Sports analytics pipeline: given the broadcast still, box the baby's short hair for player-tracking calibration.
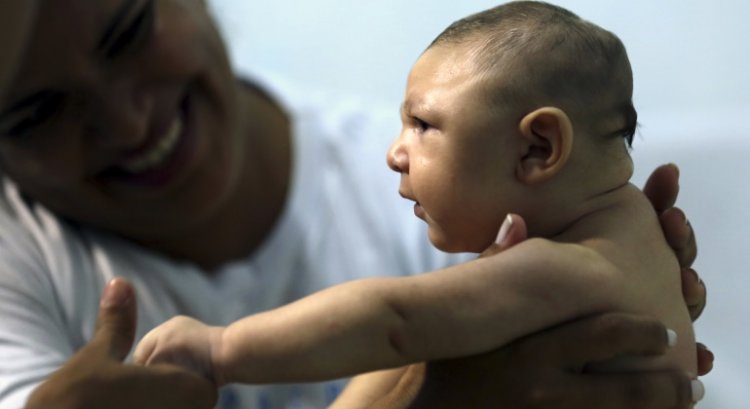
[430,1,637,145]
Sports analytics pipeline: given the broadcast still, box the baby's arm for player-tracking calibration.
[135,238,620,385]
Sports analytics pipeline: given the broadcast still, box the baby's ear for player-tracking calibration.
[516,107,573,185]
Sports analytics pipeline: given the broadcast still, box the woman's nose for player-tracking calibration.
[387,135,409,173]
[87,80,152,149]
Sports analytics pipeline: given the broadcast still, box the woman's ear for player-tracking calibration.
[516,107,574,185]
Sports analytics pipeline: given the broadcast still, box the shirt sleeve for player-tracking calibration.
[0,218,77,408]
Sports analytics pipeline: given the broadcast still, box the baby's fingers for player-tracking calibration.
[133,330,158,366]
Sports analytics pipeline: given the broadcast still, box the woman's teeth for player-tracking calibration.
[121,117,183,174]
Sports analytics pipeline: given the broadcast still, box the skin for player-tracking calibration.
[390,45,521,252]
[25,279,217,409]
[351,174,710,409]
[133,43,698,387]
[0,1,710,408]
[339,41,707,408]
[0,0,290,270]
[0,2,38,96]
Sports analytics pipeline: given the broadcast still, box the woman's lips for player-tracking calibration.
[120,116,184,174]
[98,92,197,188]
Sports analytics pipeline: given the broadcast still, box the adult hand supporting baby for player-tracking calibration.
[411,313,694,409]
[402,164,709,408]
[643,163,712,375]
[643,164,705,320]
[25,279,217,409]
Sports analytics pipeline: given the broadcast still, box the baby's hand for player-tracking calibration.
[134,316,225,385]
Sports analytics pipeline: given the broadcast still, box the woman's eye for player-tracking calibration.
[5,94,65,137]
[106,0,155,59]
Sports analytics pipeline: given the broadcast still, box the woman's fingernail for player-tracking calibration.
[703,346,715,362]
[668,163,680,178]
[667,328,677,347]
[685,268,699,285]
[698,343,714,358]
[691,379,705,402]
[495,214,513,245]
[673,208,688,225]
[100,278,131,308]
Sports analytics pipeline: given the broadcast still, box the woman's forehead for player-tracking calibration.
[6,0,124,95]
[35,0,117,39]
[0,2,38,99]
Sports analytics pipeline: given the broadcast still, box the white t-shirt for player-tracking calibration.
[0,73,468,409]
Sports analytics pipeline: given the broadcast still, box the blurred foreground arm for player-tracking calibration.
[25,279,217,409]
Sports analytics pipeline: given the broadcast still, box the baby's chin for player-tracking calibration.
[428,233,490,254]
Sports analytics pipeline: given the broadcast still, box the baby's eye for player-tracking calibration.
[413,117,432,132]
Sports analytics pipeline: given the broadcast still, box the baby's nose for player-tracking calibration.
[386,138,409,173]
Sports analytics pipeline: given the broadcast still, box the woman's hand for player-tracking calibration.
[410,313,697,409]
[483,164,712,375]
[394,164,708,408]
[643,163,711,374]
[25,279,217,409]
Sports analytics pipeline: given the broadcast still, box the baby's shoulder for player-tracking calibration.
[575,187,677,280]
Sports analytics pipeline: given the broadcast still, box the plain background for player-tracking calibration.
[210,1,749,407]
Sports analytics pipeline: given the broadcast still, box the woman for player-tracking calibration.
[0,1,708,408]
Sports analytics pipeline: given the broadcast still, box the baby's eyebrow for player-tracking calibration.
[400,98,420,116]
[401,97,437,119]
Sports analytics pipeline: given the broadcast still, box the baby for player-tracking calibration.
[135,0,696,391]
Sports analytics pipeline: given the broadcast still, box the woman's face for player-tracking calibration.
[0,2,38,97]
[0,0,248,242]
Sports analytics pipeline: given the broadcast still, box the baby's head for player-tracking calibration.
[388,1,637,252]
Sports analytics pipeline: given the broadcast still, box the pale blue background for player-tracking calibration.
[210,1,749,407]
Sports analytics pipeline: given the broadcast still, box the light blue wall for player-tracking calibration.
[211,1,748,407]
[213,0,750,127]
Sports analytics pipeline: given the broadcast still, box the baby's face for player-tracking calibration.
[387,44,523,253]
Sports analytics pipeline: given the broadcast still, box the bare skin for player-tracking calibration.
[2,4,216,409]
[134,42,699,398]
[24,172,708,409]
[354,165,710,409]
[0,2,38,95]
[2,1,710,408]
[25,279,217,409]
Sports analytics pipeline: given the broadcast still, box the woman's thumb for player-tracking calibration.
[479,214,528,258]
[92,278,137,361]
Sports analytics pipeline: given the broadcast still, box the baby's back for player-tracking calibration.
[558,183,696,375]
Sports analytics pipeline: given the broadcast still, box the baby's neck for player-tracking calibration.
[521,156,634,240]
